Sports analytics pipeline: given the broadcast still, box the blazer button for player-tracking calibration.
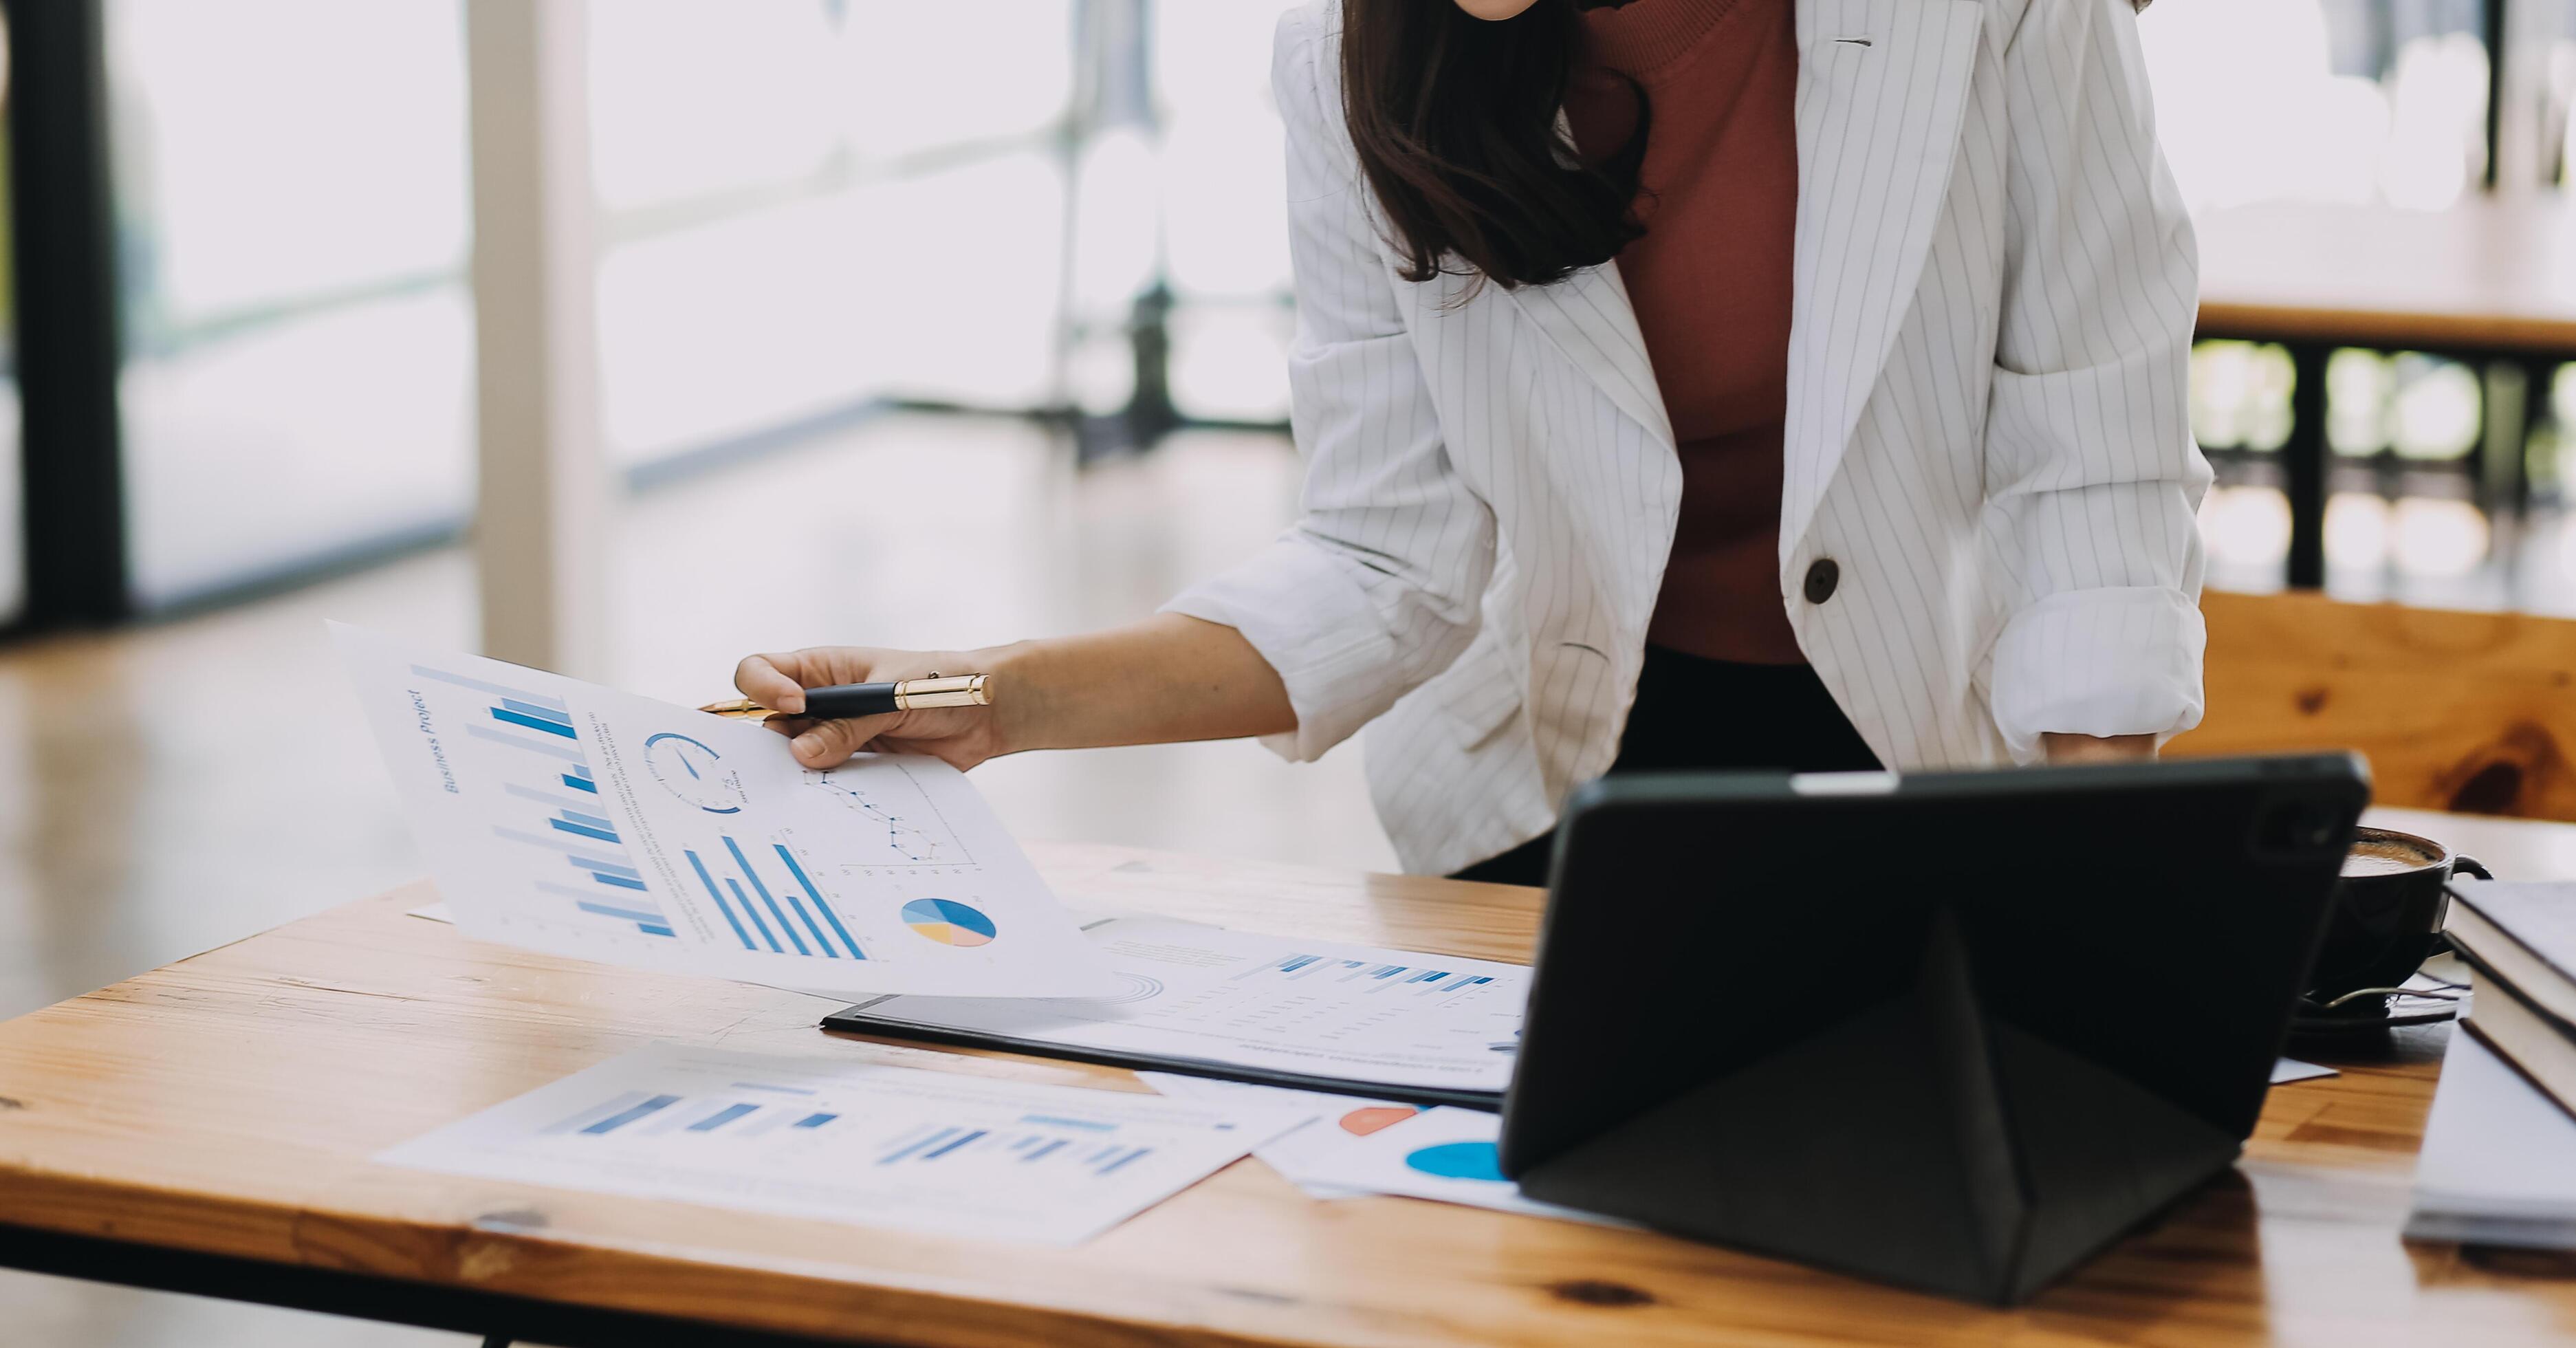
[1802,558,1840,605]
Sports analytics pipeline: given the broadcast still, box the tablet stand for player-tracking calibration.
[1513,910,2242,1305]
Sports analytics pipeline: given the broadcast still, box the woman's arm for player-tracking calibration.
[1980,0,2212,764]
[734,616,1294,770]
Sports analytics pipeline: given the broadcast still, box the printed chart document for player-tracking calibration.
[838,917,1529,1097]
[1142,1072,1423,1199]
[336,625,1113,997]
[381,1043,1313,1244]
[1142,1076,1616,1225]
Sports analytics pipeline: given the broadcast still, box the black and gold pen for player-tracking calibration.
[699,675,992,723]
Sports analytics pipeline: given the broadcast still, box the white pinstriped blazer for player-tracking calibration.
[1166,0,2211,876]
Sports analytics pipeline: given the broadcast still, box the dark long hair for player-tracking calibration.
[1339,0,1648,290]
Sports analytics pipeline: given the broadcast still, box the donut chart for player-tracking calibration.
[899,898,998,947]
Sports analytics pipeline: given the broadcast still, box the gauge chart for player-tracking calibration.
[644,732,748,814]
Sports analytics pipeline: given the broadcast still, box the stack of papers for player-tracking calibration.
[2405,1028,2576,1248]
[382,1043,1313,1245]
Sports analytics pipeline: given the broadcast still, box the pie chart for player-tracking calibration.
[900,898,997,947]
[1404,1140,1505,1182]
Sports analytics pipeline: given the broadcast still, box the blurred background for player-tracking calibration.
[1,0,2573,1340]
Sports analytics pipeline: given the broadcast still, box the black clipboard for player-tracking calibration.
[820,997,1506,1111]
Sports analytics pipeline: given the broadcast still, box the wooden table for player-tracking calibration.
[2193,196,2576,588]
[1,816,2573,1347]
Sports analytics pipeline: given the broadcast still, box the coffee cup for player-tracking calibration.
[2304,826,2489,1003]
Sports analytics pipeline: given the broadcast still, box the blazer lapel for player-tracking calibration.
[1500,254,1676,451]
[1781,0,1984,547]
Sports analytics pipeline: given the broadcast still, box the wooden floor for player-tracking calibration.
[0,412,1387,1347]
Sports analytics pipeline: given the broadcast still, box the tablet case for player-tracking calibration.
[1500,755,2368,1305]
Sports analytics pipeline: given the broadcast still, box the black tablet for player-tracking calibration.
[1498,752,2368,1303]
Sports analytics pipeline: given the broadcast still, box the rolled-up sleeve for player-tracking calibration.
[1161,6,1496,762]
[1980,0,2212,762]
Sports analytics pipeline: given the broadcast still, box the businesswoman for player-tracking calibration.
[737,0,2209,882]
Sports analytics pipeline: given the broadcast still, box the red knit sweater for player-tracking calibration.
[1564,0,1803,664]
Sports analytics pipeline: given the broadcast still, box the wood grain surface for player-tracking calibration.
[2196,197,2576,356]
[1,833,2573,1346]
[2177,591,2576,820]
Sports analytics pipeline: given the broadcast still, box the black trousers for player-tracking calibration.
[1449,646,1879,887]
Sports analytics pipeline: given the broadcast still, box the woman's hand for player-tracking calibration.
[734,646,1019,772]
[732,616,1295,774]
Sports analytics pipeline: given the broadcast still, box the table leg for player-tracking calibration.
[2284,342,2331,589]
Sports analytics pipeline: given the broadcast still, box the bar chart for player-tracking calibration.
[1239,953,1505,1003]
[413,661,680,941]
[681,834,868,961]
[382,1042,1296,1244]
[877,1118,1157,1177]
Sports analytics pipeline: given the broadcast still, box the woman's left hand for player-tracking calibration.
[2041,733,2157,764]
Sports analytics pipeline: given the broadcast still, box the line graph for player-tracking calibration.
[804,761,969,867]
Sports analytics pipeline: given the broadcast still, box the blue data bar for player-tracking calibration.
[638,924,675,937]
[684,850,758,950]
[728,878,782,952]
[408,665,567,710]
[723,836,808,956]
[1279,955,1320,973]
[686,1103,758,1132]
[794,1113,838,1129]
[550,818,618,844]
[591,873,648,891]
[467,724,585,762]
[501,698,572,728]
[775,844,866,959]
[881,1127,957,1164]
[921,1129,985,1160]
[492,707,576,739]
[564,852,638,878]
[578,900,664,924]
[1024,1138,1067,1161]
[1018,1114,1117,1132]
[1099,1147,1151,1175]
[561,773,598,794]
[558,808,615,832]
[582,1094,681,1134]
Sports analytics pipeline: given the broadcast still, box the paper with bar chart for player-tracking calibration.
[843,917,1530,1094]
[332,624,1113,997]
[378,1042,1316,1243]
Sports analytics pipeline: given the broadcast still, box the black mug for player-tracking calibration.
[2304,826,2489,1003]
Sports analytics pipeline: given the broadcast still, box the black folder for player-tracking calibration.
[1499,754,2366,1305]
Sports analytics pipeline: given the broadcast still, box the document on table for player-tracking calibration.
[1139,1071,1423,1199]
[840,917,1529,1096]
[335,624,1114,997]
[380,1042,1313,1245]
[2405,1028,2576,1248]
[1144,1076,1618,1225]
